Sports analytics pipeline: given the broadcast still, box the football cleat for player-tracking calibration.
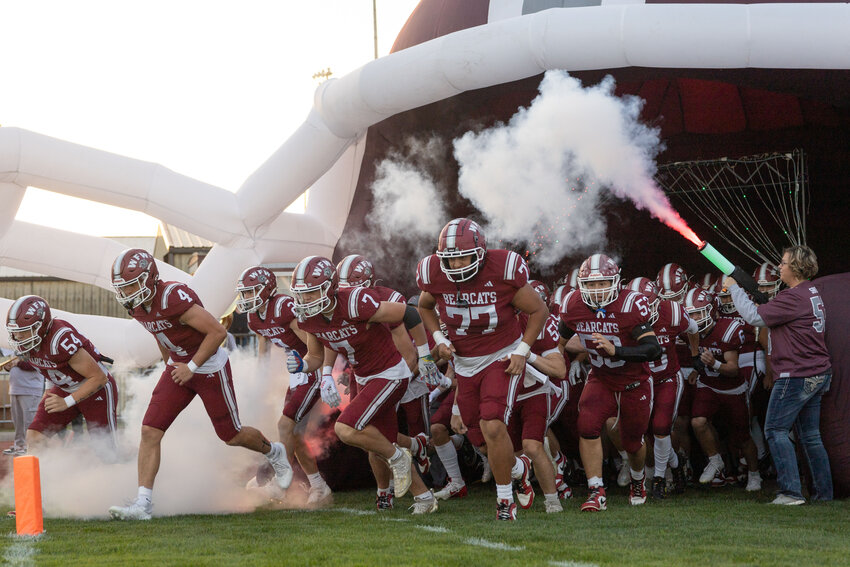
[409,491,438,515]
[307,483,333,508]
[545,499,563,513]
[480,454,492,483]
[376,491,394,511]
[434,479,468,500]
[581,486,607,512]
[746,471,763,492]
[496,498,517,521]
[629,476,647,505]
[617,460,631,488]
[109,501,152,521]
[513,455,535,509]
[412,433,431,475]
[388,447,413,498]
[670,462,687,494]
[699,460,725,485]
[267,442,294,490]
[557,483,573,500]
[651,476,666,500]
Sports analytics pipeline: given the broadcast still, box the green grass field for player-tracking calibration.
[3,484,849,567]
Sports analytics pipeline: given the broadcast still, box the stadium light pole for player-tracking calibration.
[372,0,379,59]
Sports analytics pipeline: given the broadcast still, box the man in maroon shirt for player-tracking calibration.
[726,245,832,504]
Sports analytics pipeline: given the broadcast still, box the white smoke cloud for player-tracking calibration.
[452,70,666,268]
[0,348,334,518]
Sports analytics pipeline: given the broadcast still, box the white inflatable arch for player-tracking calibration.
[1,3,848,364]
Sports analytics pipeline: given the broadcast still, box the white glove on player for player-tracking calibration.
[417,354,442,386]
[286,349,305,373]
[320,372,341,408]
[568,360,584,386]
[289,371,309,390]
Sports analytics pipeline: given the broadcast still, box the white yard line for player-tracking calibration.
[3,533,41,566]
[463,537,524,551]
[549,561,600,567]
[414,525,451,533]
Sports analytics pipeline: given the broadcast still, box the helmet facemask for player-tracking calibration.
[7,321,42,355]
[236,283,266,314]
[437,249,485,283]
[578,274,620,310]
[113,272,153,309]
[292,280,333,319]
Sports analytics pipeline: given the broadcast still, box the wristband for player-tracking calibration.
[417,343,430,358]
[64,394,76,408]
[451,404,461,416]
[322,365,334,377]
[527,352,538,364]
[712,359,722,372]
[187,361,198,373]
[513,341,531,358]
[433,331,451,348]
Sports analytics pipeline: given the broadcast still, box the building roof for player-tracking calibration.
[159,223,215,250]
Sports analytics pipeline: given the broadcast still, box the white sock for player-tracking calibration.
[749,470,761,480]
[654,436,672,478]
[137,486,153,506]
[450,434,464,449]
[618,450,628,460]
[377,486,390,495]
[709,453,724,469]
[389,447,403,463]
[389,479,395,492]
[265,442,283,461]
[409,437,418,451]
[414,490,432,501]
[307,472,325,488]
[544,493,559,505]
[751,417,767,459]
[669,450,680,469]
[630,467,645,481]
[588,476,604,489]
[496,483,513,501]
[435,442,463,485]
[511,456,525,479]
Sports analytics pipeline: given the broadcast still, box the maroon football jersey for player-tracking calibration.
[297,286,402,378]
[416,249,528,357]
[696,317,746,391]
[247,294,308,357]
[25,319,105,393]
[649,300,692,383]
[128,280,207,364]
[559,289,653,389]
[373,285,405,330]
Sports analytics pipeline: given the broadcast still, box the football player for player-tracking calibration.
[627,277,698,497]
[416,218,548,521]
[236,266,332,507]
[6,295,119,453]
[335,255,434,509]
[107,249,293,520]
[684,288,761,491]
[289,255,440,514]
[559,254,662,511]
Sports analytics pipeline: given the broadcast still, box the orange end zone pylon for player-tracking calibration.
[13,455,43,535]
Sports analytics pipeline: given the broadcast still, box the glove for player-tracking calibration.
[320,372,341,408]
[289,371,309,389]
[418,354,442,386]
[568,360,584,386]
[286,350,305,373]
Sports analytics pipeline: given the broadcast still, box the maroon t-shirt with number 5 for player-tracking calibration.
[758,284,831,379]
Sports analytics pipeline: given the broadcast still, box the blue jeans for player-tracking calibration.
[764,372,833,501]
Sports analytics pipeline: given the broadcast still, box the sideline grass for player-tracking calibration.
[2,485,849,566]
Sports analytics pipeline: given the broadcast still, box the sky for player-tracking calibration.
[0,0,420,236]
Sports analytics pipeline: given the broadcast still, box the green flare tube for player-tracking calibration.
[698,242,735,275]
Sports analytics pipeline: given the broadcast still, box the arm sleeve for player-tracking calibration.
[402,305,423,330]
[559,320,576,340]
[729,285,767,327]
[613,334,662,362]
